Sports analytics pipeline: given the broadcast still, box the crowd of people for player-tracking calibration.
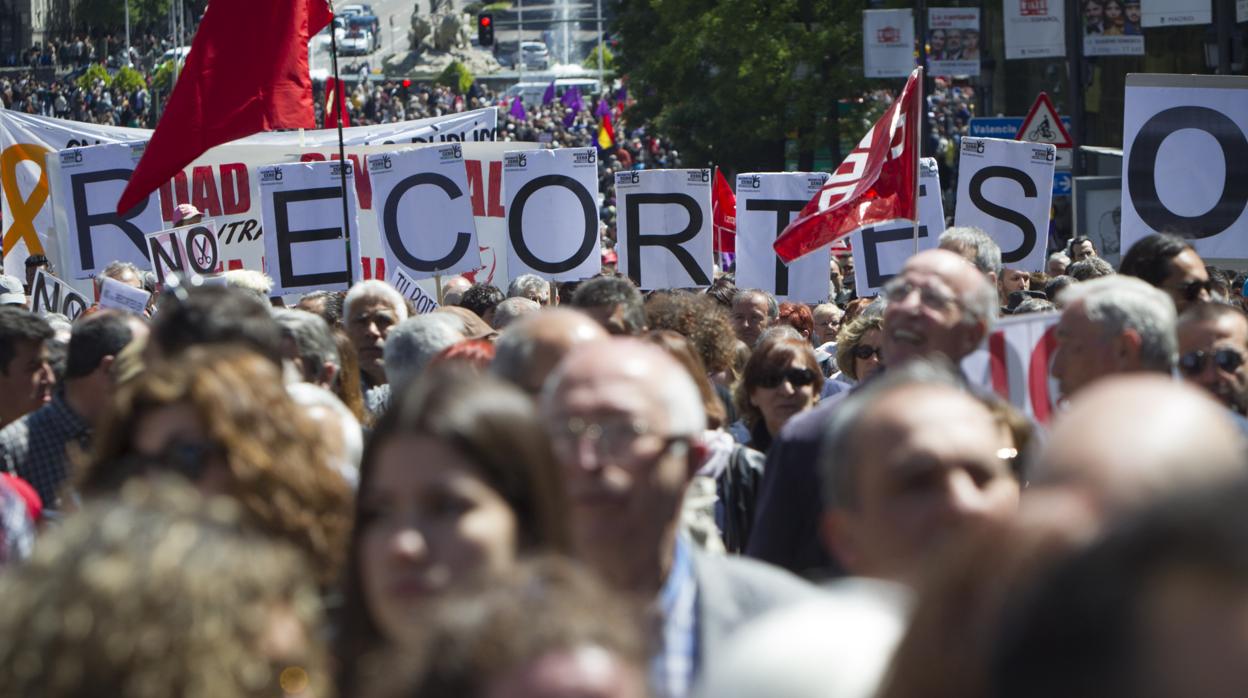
[1,218,1248,697]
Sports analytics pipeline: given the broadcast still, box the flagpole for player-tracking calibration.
[329,7,355,285]
[912,67,923,256]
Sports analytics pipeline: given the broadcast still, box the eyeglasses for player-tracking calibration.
[882,277,958,312]
[1177,278,1213,302]
[758,367,817,389]
[853,345,883,361]
[1179,348,1245,376]
[550,416,686,462]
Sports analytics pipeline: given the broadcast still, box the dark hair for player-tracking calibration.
[777,302,815,340]
[151,285,283,366]
[0,307,52,375]
[23,254,49,269]
[297,289,344,328]
[459,284,505,319]
[706,276,738,308]
[1044,275,1076,302]
[1119,233,1192,287]
[734,335,824,440]
[331,327,369,425]
[336,370,571,694]
[992,480,1248,698]
[64,311,133,380]
[644,290,738,374]
[733,288,780,320]
[1068,235,1095,253]
[570,276,647,334]
[1177,300,1248,329]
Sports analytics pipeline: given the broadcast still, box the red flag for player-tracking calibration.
[324,77,351,129]
[116,0,332,214]
[773,68,922,263]
[711,168,736,255]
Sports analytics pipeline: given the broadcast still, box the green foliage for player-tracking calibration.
[112,65,146,93]
[613,0,872,173]
[74,0,170,32]
[151,60,175,91]
[436,61,474,95]
[583,44,614,72]
[76,64,111,91]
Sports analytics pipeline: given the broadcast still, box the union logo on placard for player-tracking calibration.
[616,172,639,185]
[1031,147,1055,163]
[739,175,761,189]
[961,139,986,155]
[505,153,527,168]
[370,154,393,171]
[688,170,710,183]
[440,144,462,160]
[330,161,353,177]
[260,167,283,183]
[59,150,84,167]
[573,150,596,165]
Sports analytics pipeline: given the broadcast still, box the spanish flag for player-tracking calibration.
[596,112,615,152]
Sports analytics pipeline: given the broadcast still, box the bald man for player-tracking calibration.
[748,249,998,577]
[441,275,473,306]
[541,339,811,697]
[1033,375,1246,523]
[492,308,607,395]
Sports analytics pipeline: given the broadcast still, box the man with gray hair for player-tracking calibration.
[1047,251,1071,277]
[540,339,812,697]
[748,248,999,577]
[94,260,144,293]
[817,358,1021,582]
[343,279,409,392]
[939,226,1002,284]
[383,313,466,396]
[491,296,540,330]
[1051,274,1177,401]
[508,273,553,305]
[274,309,340,389]
[731,289,779,348]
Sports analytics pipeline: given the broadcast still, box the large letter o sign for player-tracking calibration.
[1128,106,1248,238]
[509,174,597,273]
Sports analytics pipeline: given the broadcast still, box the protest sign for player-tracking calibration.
[46,142,164,281]
[928,8,981,77]
[258,160,359,296]
[864,9,916,78]
[28,269,88,319]
[962,312,1061,424]
[503,147,602,284]
[1140,0,1210,27]
[735,172,831,303]
[368,144,482,281]
[145,221,220,284]
[615,169,713,290]
[390,267,441,315]
[98,276,151,316]
[1082,0,1144,56]
[850,158,947,297]
[1120,74,1248,260]
[954,137,1056,272]
[1,108,496,279]
[1004,0,1066,59]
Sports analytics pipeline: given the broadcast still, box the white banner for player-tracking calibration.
[735,172,831,303]
[1083,0,1145,56]
[928,8,981,77]
[390,267,442,315]
[851,158,947,297]
[2,108,496,278]
[145,221,220,284]
[614,169,713,290]
[1141,0,1210,26]
[954,137,1056,272]
[47,142,164,281]
[98,275,150,315]
[503,147,602,284]
[29,269,88,319]
[1005,0,1066,59]
[258,160,359,297]
[368,144,482,281]
[1120,74,1248,260]
[962,312,1061,425]
[864,9,916,78]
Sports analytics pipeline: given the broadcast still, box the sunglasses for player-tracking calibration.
[853,345,883,361]
[758,367,817,389]
[1180,348,1245,376]
[1178,278,1213,302]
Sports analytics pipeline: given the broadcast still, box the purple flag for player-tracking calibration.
[562,107,577,128]
[542,80,556,105]
[615,85,628,103]
[561,86,583,112]
[594,97,610,118]
[509,97,526,120]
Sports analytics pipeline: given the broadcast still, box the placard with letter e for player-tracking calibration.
[1120,73,1248,260]
[258,160,360,296]
[145,221,220,284]
[735,172,831,303]
[48,141,163,281]
[614,169,714,290]
[29,269,89,320]
[954,137,1056,272]
[503,147,602,284]
[367,144,482,281]
[850,158,947,297]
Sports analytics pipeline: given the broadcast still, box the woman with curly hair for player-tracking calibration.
[829,314,886,394]
[78,345,354,587]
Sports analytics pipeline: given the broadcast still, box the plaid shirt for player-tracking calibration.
[0,393,90,509]
[651,535,700,698]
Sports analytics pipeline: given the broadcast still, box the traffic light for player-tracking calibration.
[478,13,494,47]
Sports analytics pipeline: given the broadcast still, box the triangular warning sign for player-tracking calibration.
[1016,92,1074,148]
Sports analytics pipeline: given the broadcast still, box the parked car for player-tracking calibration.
[339,27,374,56]
[347,15,382,51]
[521,41,551,70]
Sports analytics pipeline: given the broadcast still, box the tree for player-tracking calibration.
[437,61,475,95]
[612,0,870,174]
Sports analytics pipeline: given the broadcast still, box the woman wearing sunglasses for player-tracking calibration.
[830,315,886,394]
[732,335,825,452]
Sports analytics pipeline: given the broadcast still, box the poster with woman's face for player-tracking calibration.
[927,8,980,77]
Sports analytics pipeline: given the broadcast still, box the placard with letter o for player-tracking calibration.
[503,147,602,284]
[1120,74,1248,260]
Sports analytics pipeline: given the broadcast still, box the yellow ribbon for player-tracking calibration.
[1,143,52,258]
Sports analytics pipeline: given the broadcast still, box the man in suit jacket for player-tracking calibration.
[541,339,813,698]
